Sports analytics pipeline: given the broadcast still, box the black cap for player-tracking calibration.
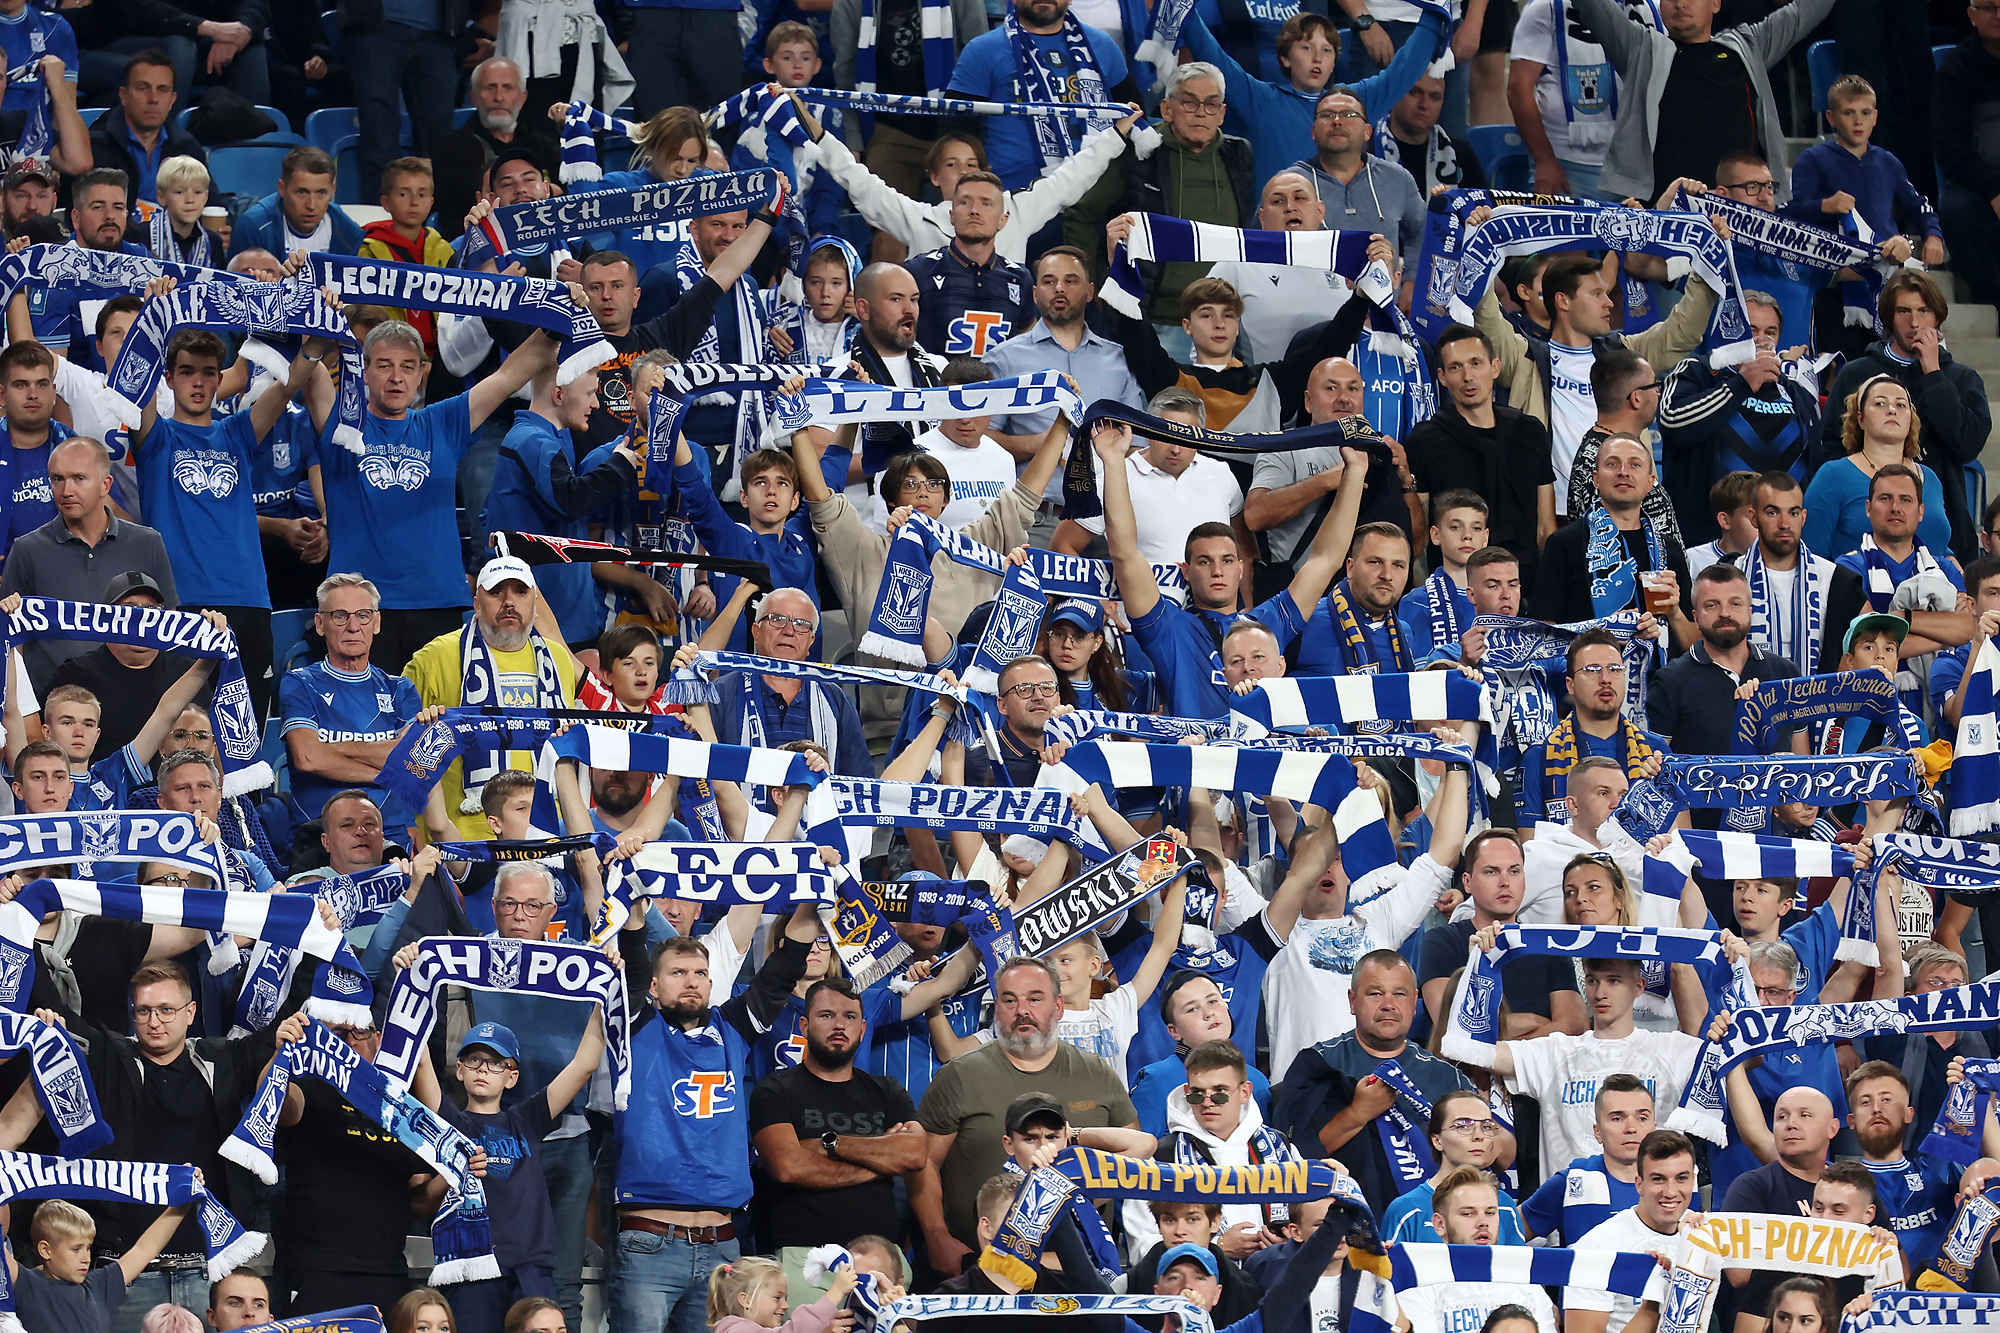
[487,143,547,185]
[101,571,164,604]
[1004,1092,1066,1135]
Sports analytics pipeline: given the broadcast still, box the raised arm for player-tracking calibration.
[127,620,223,765]
[467,328,559,432]
[1015,404,1077,503]
[544,1001,607,1118]
[1093,420,1159,620]
[1284,444,1370,611]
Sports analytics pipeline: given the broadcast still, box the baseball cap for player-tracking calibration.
[102,571,164,604]
[1004,1092,1067,1135]
[1047,600,1104,634]
[457,1022,521,1063]
[4,160,54,189]
[1158,1244,1219,1278]
[487,143,547,184]
[477,555,537,592]
[1842,612,1908,655]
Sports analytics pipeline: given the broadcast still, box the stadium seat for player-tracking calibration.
[1968,461,1988,524]
[331,134,362,204]
[1935,43,1955,66]
[79,106,105,126]
[206,145,296,200]
[454,106,476,129]
[269,607,318,684]
[304,107,358,154]
[1807,41,1839,115]
[174,105,294,135]
[1466,124,1532,191]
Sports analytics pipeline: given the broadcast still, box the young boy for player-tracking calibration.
[883,356,1019,530]
[148,155,216,266]
[1402,490,1490,663]
[1680,471,1761,573]
[38,640,216,810]
[731,22,848,238]
[412,1016,608,1332]
[774,240,859,365]
[10,1195,194,1333]
[359,157,456,360]
[1790,76,1946,270]
[669,434,824,654]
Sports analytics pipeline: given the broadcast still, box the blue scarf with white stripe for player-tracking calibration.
[1950,637,2000,836]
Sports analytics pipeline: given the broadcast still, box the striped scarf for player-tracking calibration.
[1103,215,1392,321]
[1858,533,1948,612]
[854,0,955,135]
[1229,671,1488,736]
[559,99,637,183]
[1919,1186,2000,1292]
[1423,567,1466,660]
[1616,753,1924,841]
[1329,580,1414,684]
[1660,1213,1904,1333]
[1950,637,2000,836]
[1350,1244,1664,1333]
[0,1010,110,1158]
[1742,540,1829,674]
[1537,713,1655,822]
[1004,6,1112,167]
[144,209,214,269]
[457,618,567,813]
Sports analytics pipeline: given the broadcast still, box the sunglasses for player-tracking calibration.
[1183,1086,1240,1106]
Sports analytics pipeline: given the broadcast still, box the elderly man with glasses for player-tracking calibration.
[280,573,425,835]
[709,589,873,778]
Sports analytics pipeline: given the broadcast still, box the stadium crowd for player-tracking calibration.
[0,4,1990,1333]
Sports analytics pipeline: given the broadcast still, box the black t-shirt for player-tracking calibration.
[1415,918,1578,1045]
[438,1091,558,1269]
[1655,41,1757,188]
[31,918,154,1035]
[1718,1160,1821,1324]
[580,277,730,451]
[873,0,932,135]
[747,1063,916,1250]
[85,1049,224,1256]
[276,1079,432,1274]
[46,647,197,762]
[1405,408,1556,572]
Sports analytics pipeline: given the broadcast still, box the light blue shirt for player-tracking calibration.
[984,319,1147,499]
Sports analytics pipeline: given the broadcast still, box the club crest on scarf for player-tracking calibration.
[879,564,929,638]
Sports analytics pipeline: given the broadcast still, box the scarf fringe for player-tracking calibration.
[430,1253,504,1286]
[301,996,375,1029]
[859,630,929,667]
[209,1227,269,1279]
[218,1131,277,1185]
[558,338,617,387]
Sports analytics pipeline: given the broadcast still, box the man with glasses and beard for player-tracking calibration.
[914,956,1139,1273]
[748,978,927,1299]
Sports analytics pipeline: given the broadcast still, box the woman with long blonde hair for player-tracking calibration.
[1802,374,1953,556]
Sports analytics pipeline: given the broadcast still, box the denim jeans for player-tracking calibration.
[79,34,269,108]
[626,9,744,121]
[116,1266,210,1333]
[1341,17,1471,140]
[542,1133,592,1333]
[344,22,457,201]
[609,1229,740,1333]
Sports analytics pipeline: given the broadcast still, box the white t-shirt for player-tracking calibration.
[285,212,335,255]
[1510,0,1633,164]
[1547,341,1597,512]
[914,426,1018,528]
[1503,1028,1705,1182]
[1309,1274,1344,1333]
[1077,451,1245,566]
[1401,1281,1561,1333]
[1205,260,1354,364]
[1567,1207,1685,1333]
[1764,564,1799,663]
[1069,0,1124,41]
[1261,854,1451,1082]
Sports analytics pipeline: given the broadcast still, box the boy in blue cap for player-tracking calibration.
[412,1013,607,1333]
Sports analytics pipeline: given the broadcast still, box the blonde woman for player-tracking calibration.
[1802,375,1953,557]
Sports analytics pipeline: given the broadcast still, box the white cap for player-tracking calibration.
[1001,835,1050,868]
[477,555,537,592]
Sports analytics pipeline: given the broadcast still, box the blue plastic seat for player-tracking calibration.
[1968,460,1988,524]
[79,106,105,126]
[1807,41,1840,116]
[454,105,476,129]
[1935,43,1955,66]
[330,134,362,204]
[206,145,296,200]
[1465,124,1532,191]
[304,106,358,154]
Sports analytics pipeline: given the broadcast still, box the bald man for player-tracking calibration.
[848,262,947,471]
[1715,1085,1843,1333]
[1205,172,1337,362]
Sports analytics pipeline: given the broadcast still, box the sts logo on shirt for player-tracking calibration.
[674,1070,738,1117]
[946,311,1013,357]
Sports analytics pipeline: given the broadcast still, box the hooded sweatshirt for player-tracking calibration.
[358,219,457,355]
[711,1295,843,1333]
[1121,1086,1302,1259]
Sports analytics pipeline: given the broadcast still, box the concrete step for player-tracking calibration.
[1947,303,2000,339]
[1950,341,2000,371]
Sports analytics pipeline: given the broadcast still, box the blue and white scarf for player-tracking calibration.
[1368,1059,1438,1193]
[106,278,365,454]
[1644,830,1854,906]
[1422,568,1467,659]
[680,650,966,708]
[213,1310,384,1333]
[1440,924,1751,1067]
[783,372,1082,474]
[830,866,1019,992]
[1858,533,1949,613]
[144,209,215,271]
[0,1010,110,1158]
[0,600,266,795]
[864,520,947,666]
[1669,185,1904,335]
[1950,637,2000,836]
[1004,5,1113,167]
[457,619,568,814]
[374,936,630,1109]
[0,812,236,894]
[1877,831,2000,896]
[815,775,1111,860]
[1044,741,1359,819]
[1584,505,1664,618]
[0,1153,263,1332]
[1616,753,1925,841]
[223,866,410,1036]
[1103,215,1392,320]
[1670,982,2000,1145]
[223,1018,499,1283]
[965,561,1047,696]
[673,239,774,478]
[536,723,822,799]
[1732,669,1920,755]
[1474,610,1656,727]
[1354,1243,1662,1333]
[1742,540,1831,674]
[1228,670,1489,737]
[1918,1058,2000,1171]
[311,253,615,386]
[4,61,51,165]
[1044,711,1222,745]
[1919,1186,2000,1292]
[1549,0,1661,124]
[801,1246,894,1326]
[557,100,637,183]
[378,711,575,822]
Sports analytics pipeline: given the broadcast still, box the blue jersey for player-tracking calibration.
[325,395,474,610]
[616,1011,759,1210]
[278,660,424,830]
[750,984,902,1085]
[0,9,76,118]
[1931,643,1972,720]
[251,404,322,520]
[1399,579,1472,665]
[1865,1155,1957,1271]
[0,418,70,560]
[902,245,1036,359]
[868,990,985,1106]
[1783,900,1840,1002]
[1384,1180,1529,1244]
[669,450,817,653]
[137,413,269,608]
[1520,1153,1638,1243]
[1128,590,1304,720]
[67,746,149,812]
[943,24,1131,191]
[1115,921,1276,1073]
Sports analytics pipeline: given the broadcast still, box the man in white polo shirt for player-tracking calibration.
[1053,386,1249,567]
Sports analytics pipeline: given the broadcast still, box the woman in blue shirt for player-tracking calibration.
[1041,598,1153,714]
[1801,377,1953,558]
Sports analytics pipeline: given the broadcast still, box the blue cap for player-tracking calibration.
[457,1022,520,1063]
[1048,600,1103,634]
[1158,1244,1218,1279]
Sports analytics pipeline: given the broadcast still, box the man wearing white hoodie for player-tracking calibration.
[1122,1039,1302,1269]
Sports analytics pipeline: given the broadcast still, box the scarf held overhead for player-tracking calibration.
[462,166,782,267]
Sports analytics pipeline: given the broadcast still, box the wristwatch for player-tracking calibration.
[822,1131,841,1160]
[1353,13,1377,28]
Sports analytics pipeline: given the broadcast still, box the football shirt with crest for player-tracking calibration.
[278,661,423,828]
[1865,1154,1958,1271]
[136,414,268,607]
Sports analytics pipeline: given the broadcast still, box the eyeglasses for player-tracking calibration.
[900,478,948,494]
[1755,984,1799,1001]
[759,614,816,633]
[1975,3,2000,12]
[1004,681,1060,699]
[322,609,377,626]
[143,873,198,887]
[1183,1086,1240,1106]
[1172,95,1226,115]
[1443,1117,1499,1137]
[168,728,213,743]
[1726,180,1778,197]
[1316,108,1364,121]
[1573,663,1627,678]
[493,897,553,915]
[133,1002,192,1022]
[459,1057,518,1075]
[1629,381,1664,395]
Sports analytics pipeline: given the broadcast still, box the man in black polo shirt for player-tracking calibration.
[45,572,196,762]
[1647,562,1802,759]
[748,977,925,1300]
[1716,1086,1841,1333]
